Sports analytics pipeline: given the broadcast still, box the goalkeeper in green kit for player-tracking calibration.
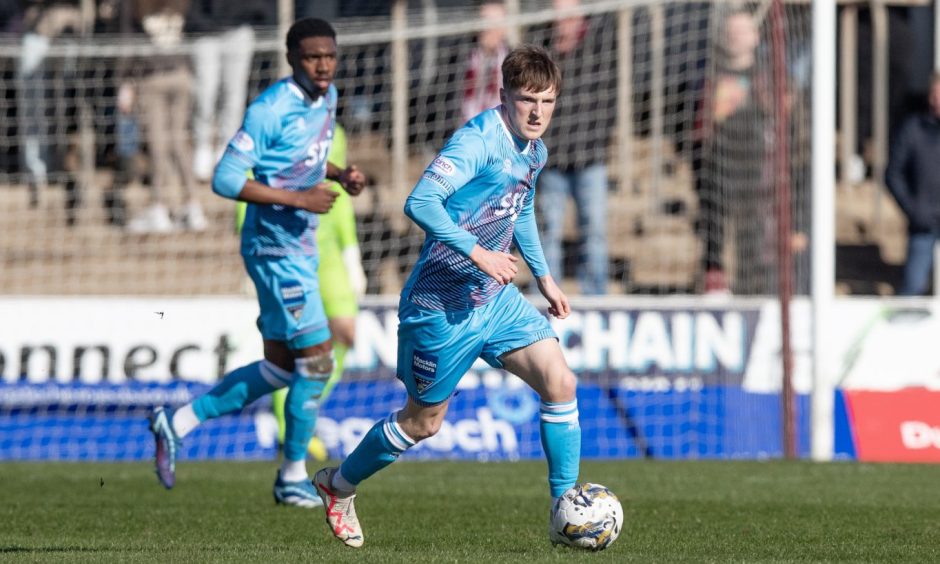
[236,123,366,463]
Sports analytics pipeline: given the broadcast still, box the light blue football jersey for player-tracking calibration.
[215,78,337,257]
[402,108,550,311]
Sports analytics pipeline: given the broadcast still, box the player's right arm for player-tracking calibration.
[213,103,338,213]
[403,128,518,284]
[235,179,337,213]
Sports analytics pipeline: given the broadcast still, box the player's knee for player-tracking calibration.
[544,370,577,403]
[295,351,334,379]
[558,371,578,401]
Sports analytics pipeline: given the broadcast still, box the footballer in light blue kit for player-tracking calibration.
[148,18,366,508]
[313,45,581,548]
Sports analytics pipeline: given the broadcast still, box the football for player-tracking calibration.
[549,483,623,551]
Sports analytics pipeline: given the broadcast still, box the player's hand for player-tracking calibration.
[296,183,339,213]
[469,245,518,285]
[339,165,366,196]
[536,275,570,319]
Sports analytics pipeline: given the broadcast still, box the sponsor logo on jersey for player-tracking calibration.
[430,156,456,176]
[232,130,255,153]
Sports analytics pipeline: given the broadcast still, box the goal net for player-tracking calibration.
[0,0,813,462]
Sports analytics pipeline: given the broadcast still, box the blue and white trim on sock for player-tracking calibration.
[382,412,416,452]
[540,400,579,424]
[259,359,292,389]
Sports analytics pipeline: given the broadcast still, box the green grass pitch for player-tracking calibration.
[2,460,939,563]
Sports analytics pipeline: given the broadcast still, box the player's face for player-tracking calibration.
[500,86,557,140]
[288,36,338,96]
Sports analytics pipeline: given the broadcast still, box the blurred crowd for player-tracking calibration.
[0,0,936,296]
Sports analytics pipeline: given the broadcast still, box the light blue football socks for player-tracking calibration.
[338,412,416,487]
[282,356,333,464]
[191,360,291,422]
[540,399,581,498]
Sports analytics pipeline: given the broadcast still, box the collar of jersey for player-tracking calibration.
[286,77,327,108]
[494,108,532,155]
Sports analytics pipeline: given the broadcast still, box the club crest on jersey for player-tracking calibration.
[502,158,512,173]
[412,350,438,392]
[232,130,255,153]
[430,156,456,176]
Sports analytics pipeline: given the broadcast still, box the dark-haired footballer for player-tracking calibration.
[149,18,365,508]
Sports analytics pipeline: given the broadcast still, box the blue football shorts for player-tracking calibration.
[397,283,557,406]
[243,254,331,350]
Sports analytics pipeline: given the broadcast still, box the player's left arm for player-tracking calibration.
[513,189,570,318]
[536,274,570,319]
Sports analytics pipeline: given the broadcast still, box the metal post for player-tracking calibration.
[649,3,665,204]
[811,0,837,462]
[80,0,94,34]
[934,244,940,296]
[505,0,521,47]
[871,0,888,233]
[934,0,940,295]
[770,0,795,459]
[839,6,858,187]
[77,0,96,223]
[935,0,940,68]
[616,8,633,195]
[278,0,294,77]
[392,0,409,230]
[421,0,438,86]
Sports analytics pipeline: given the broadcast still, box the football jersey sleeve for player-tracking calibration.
[403,128,489,257]
[513,186,549,278]
[418,128,488,196]
[212,103,281,199]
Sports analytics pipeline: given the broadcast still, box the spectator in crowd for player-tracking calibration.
[693,7,770,295]
[535,0,615,295]
[102,80,141,227]
[122,0,205,233]
[186,0,270,181]
[0,1,25,174]
[16,1,82,217]
[460,1,508,125]
[885,73,940,296]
